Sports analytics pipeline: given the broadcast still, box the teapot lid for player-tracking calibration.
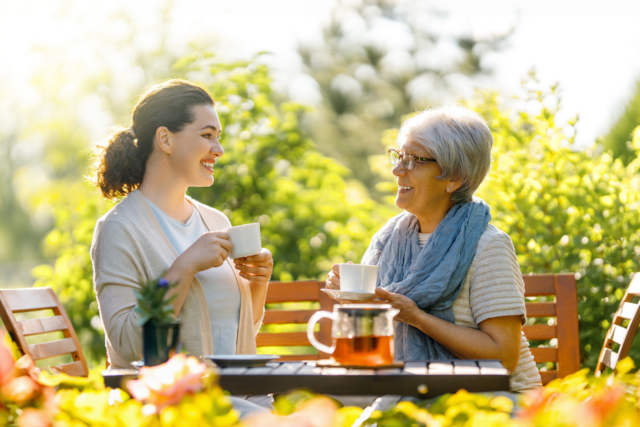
[337,304,394,316]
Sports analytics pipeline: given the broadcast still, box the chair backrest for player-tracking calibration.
[0,287,89,377]
[258,280,336,360]
[522,274,580,385]
[596,273,640,375]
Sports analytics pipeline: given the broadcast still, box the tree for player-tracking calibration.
[296,0,510,194]
[603,78,640,164]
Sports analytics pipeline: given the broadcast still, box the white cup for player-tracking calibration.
[340,264,379,293]
[224,223,262,259]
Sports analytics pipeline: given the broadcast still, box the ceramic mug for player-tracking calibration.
[224,223,261,259]
[340,264,379,293]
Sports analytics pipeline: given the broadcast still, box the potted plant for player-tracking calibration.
[134,277,180,367]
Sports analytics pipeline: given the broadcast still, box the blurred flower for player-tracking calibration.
[244,397,339,427]
[127,354,206,413]
[14,355,41,382]
[0,334,15,385]
[1,376,42,405]
[582,386,626,425]
[157,278,169,288]
[17,408,51,427]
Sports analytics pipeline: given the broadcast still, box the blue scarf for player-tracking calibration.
[361,198,491,361]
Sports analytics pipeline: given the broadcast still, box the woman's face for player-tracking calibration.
[165,104,223,188]
[393,139,451,217]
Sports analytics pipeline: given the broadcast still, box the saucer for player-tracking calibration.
[321,288,378,301]
[204,355,280,368]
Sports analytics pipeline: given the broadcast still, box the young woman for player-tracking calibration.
[90,79,273,369]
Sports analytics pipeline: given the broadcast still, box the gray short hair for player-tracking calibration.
[397,105,493,204]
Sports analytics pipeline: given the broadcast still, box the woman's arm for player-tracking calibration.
[164,231,233,316]
[233,248,273,324]
[375,288,522,372]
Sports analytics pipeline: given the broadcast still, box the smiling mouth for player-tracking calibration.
[398,185,413,191]
[201,161,215,173]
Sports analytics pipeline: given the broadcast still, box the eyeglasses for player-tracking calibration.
[388,148,437,171]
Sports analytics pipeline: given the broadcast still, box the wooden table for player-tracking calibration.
[103,359,510,398]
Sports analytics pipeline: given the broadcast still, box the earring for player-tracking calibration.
[446,187,450,193]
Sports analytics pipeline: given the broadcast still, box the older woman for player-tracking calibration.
[326,105,541,391]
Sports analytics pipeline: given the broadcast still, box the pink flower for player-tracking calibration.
[0,333,15,386]
[126,354,206,413]
[13,355,41,382]
[1,376,42,405]
[17,408,51,427]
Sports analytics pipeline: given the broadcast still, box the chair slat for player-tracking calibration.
[19,315,67,336]
[619,302,639,320]
[526,302,556,317]
[265,281,321,303]
[263,310,315,324]
[523,325,557,340]
[601,348,618,369]
[28,338,77,361]
[257,332,318,347]
[611,324,628,346]
[523,275,556,296]
[2,288,57,312]
[530,347,558,363]
[51,361,86,376]
[539,370,558,384]
[627,275,640,296]
[554,274,581,378]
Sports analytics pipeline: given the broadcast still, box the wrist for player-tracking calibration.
[167,255,196,281]
[406,306,424,328]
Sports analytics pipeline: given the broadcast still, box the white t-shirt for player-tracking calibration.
[145,197,240,355]
[419,225,542,391]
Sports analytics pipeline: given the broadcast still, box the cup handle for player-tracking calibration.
[307,311,335,355]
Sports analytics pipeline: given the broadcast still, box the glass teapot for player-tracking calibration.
[306,304,399,366]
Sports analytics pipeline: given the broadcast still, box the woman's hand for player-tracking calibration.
[325,261,353,290]
[374,288,422,326]
[233,248,273,286]
[179,231,232,274]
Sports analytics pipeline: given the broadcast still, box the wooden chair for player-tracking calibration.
[258,280,336,360]
[522,274,580,385]
[0,287,89,377]
[595,273,640,375]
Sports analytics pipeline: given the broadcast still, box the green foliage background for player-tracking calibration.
[603,78,640,165]
[296,0,510,193]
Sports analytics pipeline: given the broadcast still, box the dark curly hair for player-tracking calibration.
[92,79,214,199]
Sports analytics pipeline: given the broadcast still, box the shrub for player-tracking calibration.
[473,77,640,369]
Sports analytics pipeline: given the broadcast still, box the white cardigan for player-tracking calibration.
[91,190,262,369]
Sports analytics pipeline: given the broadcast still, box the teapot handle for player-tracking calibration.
[306,311,335,355]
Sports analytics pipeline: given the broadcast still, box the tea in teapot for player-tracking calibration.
[307,304,398,366]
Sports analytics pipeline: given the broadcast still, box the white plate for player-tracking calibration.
[204,354,280,368]
[321,288,378,301]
